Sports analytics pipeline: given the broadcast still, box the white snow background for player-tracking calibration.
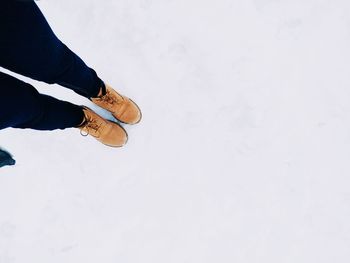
[1,0,350,262]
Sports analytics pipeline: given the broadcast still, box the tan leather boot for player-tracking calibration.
[91,84,142,124]
[77,107,128,147]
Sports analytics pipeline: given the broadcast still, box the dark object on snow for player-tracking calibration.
[0,149,16,168]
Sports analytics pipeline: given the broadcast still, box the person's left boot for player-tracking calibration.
[91,84,142,125]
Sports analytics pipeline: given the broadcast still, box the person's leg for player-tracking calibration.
[0,71,85,131]
[0,71,128,147]
[0,1,103,99]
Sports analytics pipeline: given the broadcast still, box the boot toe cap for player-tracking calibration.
[116,99,142,124]
[104,123,128,147]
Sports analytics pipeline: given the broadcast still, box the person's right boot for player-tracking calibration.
[77,107,128,147]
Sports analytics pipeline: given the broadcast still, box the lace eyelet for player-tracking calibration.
[80,129,89,137]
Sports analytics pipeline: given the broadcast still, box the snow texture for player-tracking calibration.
[1,0,350,262]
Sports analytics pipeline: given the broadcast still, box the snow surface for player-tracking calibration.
[1,0,350,262]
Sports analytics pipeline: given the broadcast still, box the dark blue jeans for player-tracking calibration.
[0,1,103,130]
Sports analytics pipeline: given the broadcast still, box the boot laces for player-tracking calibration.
[98,90,124,106]
[80,117,102,138]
